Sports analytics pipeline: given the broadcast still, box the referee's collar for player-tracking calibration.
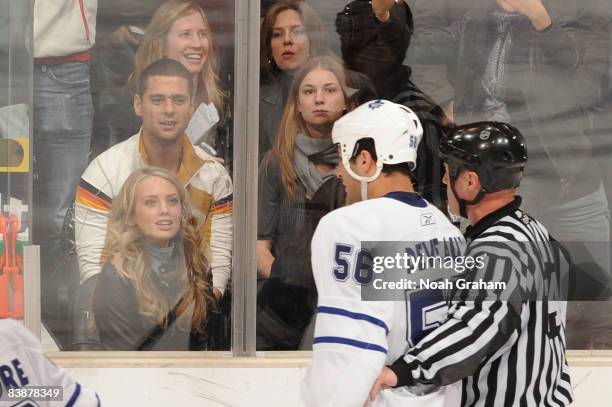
[383,191,427,208]
[465,196,522,239]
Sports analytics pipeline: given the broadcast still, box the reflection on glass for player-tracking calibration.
[0,0,32,337]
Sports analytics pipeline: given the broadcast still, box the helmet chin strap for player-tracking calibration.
[341,156,383,201]
[360,180,369,202]
[447,205,464,223]
[449,177,486,218]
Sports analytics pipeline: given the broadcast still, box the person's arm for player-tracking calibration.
[74,160,113,284]
[389,298,521,387]
[302,215,393,407]
[0,319,101,406]
[338,0,411,64]
[257,157,281,278]
[376,244,524,390]
[517,0,608,103]
[257,240,274,278]
[513,0,608,185]
[206,162,234,298]
[374,0,412,63]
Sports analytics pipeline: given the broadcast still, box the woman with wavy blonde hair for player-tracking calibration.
[93,167,211,350]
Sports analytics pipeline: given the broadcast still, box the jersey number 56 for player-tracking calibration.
[333,243,374,285]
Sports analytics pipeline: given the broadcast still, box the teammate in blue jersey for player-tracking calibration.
[0,319,100,406]
[302,100,464,407]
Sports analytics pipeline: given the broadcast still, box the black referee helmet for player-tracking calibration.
[440,121,527,215]
[441,121,527,192]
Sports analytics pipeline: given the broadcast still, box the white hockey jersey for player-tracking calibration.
[0,319,100,406]
[302,192,464,407]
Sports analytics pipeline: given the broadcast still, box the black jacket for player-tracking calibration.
[93,260,210,351]
[336,0,413,100]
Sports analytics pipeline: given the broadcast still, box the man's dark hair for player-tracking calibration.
[349,138,413,178]
[138,58,194,98]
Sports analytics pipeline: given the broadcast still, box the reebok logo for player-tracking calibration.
[420,213,435,226]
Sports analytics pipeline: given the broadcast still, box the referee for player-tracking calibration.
[369,121,572,406]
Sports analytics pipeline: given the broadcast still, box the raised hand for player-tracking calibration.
[372,0,398,22]
[496,0,552,31]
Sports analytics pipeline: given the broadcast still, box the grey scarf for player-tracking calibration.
[294,133,339,197]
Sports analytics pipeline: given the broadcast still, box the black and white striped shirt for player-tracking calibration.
[389,196,573,407]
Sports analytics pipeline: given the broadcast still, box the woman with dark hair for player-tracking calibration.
[260,1,328,80]
[259,1,328,162]
[259,1,376,162]
[256,55,356,350]
[93,167,212,350]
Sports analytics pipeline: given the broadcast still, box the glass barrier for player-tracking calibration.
[256,0,612,351]
[0,0,610,356]
[32,0,236,352]
[0,0,33,330]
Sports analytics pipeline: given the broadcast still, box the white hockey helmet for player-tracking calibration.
[332,99,423,199]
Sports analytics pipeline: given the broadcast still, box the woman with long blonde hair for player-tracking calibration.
[256,55,357,350]
[93,167,211,350]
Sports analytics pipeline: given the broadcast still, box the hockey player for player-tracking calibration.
[301,100,464,407]
[369,122,573,406]
[0,319,100,406]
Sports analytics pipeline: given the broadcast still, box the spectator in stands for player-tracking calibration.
[406,0,612,348]
[75,59,232,304]
[33,0,97,332]
[256,55,355,350]
[336,0,412,101]
[337,0,450,211]
[90,0,164,157]
[94,167,212,350]
[259,0,375,162]
[131,0,227,157]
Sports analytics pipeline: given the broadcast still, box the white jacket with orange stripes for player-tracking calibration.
[74,132,233,293]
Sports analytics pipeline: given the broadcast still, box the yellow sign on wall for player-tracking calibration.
[0,138,29,172]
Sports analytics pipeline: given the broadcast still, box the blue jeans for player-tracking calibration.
[33,61,92,278]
